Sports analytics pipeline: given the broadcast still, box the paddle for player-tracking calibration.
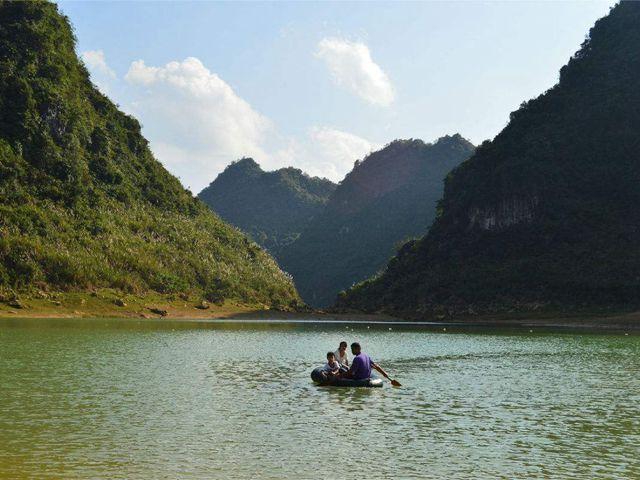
[373,363,401,387]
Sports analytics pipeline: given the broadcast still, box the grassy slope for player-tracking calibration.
[0,1,301,310]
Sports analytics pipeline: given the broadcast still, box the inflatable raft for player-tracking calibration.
[310,367,383,388]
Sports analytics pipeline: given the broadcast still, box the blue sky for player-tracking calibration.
[58,1,616,192]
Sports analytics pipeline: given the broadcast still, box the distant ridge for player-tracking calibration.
[198,158,336,253]
[279,135,475,306]
[339,2,640,317]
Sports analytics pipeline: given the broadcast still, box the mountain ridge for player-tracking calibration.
[198,158,336,253]
[279,134,475,306]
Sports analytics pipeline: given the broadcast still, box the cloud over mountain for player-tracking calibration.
[79,55,382,190]
[125,57,272,190]
[305,126,379,180]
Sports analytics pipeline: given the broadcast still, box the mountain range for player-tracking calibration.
[5,1,637,320]
[280,135,474,306]
[203,136,474,306]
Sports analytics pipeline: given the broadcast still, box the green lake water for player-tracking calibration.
[1,318,639,479]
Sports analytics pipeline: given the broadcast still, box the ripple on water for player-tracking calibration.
[0,320,639,479]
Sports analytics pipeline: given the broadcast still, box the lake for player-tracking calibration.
[1,318,638,479]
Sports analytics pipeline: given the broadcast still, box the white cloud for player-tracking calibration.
[125,60,158,86]
[120,56,381,190]
[125,57,272,191]
[82,50,116,78]
[81,50,116,94]
[316,38,395,107]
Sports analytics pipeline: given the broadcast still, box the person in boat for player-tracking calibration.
[347,342,394,382]
[321,351,341,379]
[334,341,350,370]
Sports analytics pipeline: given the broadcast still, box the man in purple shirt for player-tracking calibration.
[348,342,399,386]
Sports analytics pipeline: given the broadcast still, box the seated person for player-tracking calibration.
[334,341,350,370]
[347,342,394,383]
[321,351,341,379]
[347,342,372,380]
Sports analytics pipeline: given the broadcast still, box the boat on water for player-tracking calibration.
[310,367,383,388]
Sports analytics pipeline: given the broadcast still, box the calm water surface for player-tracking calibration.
[1,318,639,479]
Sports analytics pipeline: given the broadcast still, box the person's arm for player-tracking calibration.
[372,361,402,386]
[345,362,355,378]
[372,362,391,380]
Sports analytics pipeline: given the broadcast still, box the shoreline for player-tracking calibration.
[1,291,640,332]
[0,289,640,332]
[0,290,397,323]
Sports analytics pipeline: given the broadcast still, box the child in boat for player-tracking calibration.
[322,351,341,378]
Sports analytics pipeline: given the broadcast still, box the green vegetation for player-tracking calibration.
[280,135,474,306]
[339,2,640,318]
[198,158,336,253]
[0,1,301,309]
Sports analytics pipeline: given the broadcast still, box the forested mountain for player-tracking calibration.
[0,1,301,308]
[198,158,336,253]
[339,2,640,318]
[279,135,475,306]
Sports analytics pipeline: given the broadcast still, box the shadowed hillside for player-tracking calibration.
[339,2,640,318]
[280,135,474,306]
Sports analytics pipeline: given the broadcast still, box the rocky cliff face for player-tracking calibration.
[468,195,540,231]
[339,2,640,317]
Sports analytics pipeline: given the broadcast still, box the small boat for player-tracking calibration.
[310,367,383,388]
